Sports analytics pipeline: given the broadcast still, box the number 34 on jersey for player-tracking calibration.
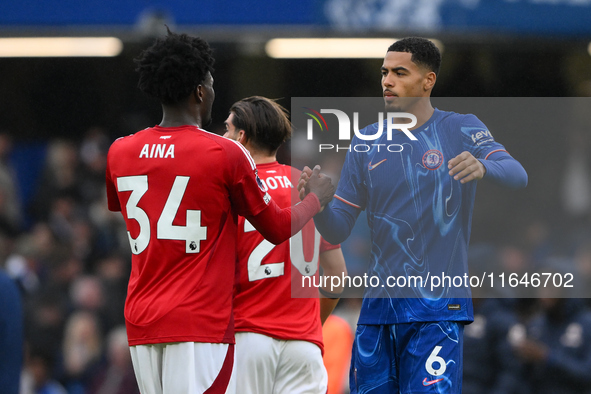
[117,175,207,255]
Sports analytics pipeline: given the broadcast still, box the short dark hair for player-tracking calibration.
[134,29,215,105]
[229,96,291,153]
[388,37,441,76]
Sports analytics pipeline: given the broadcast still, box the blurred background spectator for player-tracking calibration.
[322,314,354,394]
[59,311,103,394]
[0,132,24,236]
[513,295,591,394]
[463,297,522,394]
[21,347,68,394]
[87,326,139,394]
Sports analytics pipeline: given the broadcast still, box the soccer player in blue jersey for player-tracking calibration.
[299,37,528,393]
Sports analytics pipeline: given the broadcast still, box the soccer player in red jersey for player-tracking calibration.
[224,96,347,394]
[105,32,335,394]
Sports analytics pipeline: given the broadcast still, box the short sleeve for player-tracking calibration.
[226,141,271,217]
[320,236,340,253]
[460,114,508,160]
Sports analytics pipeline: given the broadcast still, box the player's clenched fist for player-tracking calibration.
[298,165,335,208]
[448,151,486,184]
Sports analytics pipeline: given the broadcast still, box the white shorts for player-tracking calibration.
[235,332,327,394]
[129,342,236,394]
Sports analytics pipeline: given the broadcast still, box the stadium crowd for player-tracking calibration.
[1,122,591,393]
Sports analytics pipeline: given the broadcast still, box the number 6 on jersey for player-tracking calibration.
[117,175,207,254]
[425,346,447,376]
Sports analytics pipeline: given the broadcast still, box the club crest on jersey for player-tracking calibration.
[422,149,443,170]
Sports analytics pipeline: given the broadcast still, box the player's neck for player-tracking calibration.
[251,152,277,165]
[243,142,277,165]
[159,105,203,128]
[396,98,434,130]
[413,102,435,129]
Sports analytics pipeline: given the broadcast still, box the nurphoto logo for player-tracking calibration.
[303,107,418,153]
[304,108,418,141]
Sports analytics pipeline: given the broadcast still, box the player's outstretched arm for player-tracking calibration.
[318,248,347,325]
[247,166,335,245]
[298,167,360,245]
[448,151,527,188]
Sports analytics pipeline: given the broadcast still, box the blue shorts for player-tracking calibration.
[350,322,464,394]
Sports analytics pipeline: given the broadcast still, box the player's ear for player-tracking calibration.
[423,71,436,92]
[238,130,246,144]
[194,85,204,103]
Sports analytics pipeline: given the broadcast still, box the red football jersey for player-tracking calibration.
[233,162,339,352]
[106,125,270,346]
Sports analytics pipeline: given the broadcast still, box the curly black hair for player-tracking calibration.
[134,29,215,105]
[388,37,441,76]
[230,96,291,154]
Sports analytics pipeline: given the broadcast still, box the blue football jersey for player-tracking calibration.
[335,108,507,324]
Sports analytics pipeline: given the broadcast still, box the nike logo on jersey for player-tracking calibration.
[422,378,444,386]
[368,159,387,171]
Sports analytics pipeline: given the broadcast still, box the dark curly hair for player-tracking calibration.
[134,29,215,105]
[229,96,292,154]
[388,37,441,76]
